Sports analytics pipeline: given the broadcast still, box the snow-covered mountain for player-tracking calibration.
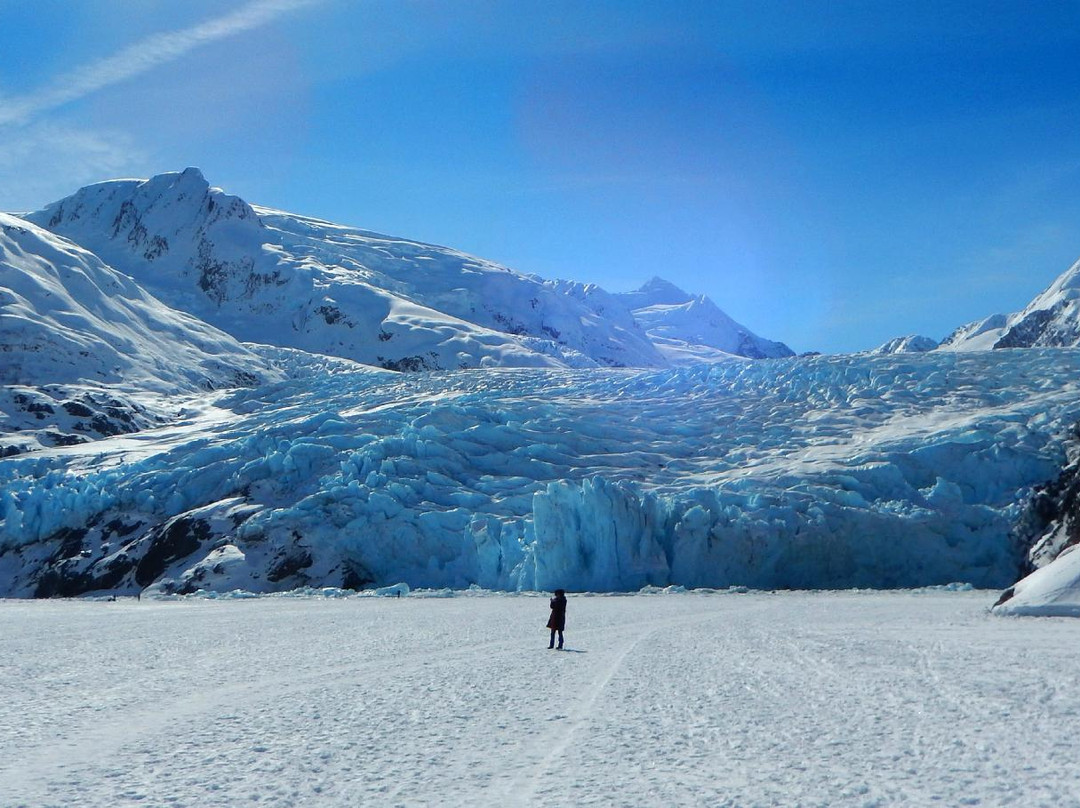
[25,169,789,371]
[2,349,1078,597]
[613,277,795,362]
[942,256,1080,351]
[0,212,277,454]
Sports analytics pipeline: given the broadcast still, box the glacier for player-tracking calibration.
[3,347,1079,596]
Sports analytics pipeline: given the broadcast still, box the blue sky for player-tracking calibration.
[2,1,1079,353]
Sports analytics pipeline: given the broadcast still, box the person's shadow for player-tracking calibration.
[558,648,587,654]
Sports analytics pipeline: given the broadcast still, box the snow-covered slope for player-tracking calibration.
[942,256,1080,351]
[3,349,1078,597]
[0,213,278,453]
[23,170,678,370]
[614,277,795,362]
[992,545,1080,616]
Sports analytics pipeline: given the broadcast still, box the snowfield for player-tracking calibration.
[2,590,1078,807]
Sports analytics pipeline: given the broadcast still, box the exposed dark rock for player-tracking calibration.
[51,527,88,562]
[341,562,375,591]
[34,566,93,599]
[490,310,529,336]
[145,234,168,260]
[134,516,212,586]
[267,549,314,583]
[62,401,94,418]
[316,305,350,327]
[104,518,144,539]
[378,353,441,372]
[88,414,126,437]
[44,431,86,447]
[1014,427,1080,574]
[994,306,1058,349]
[26,402,54,417]
[993,587,1015,607]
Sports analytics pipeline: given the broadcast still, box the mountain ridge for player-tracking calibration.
[23,169,792,369]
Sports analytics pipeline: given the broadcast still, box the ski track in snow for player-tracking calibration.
[3,592,1080,807]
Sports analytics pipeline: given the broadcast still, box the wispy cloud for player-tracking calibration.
[0,122,148,211]
[0,0,321,127]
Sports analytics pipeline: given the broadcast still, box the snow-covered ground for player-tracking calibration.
[1,590,1078,807]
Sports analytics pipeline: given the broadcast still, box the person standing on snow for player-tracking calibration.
[547,589,567,649]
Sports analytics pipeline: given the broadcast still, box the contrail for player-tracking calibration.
[0,0,321,126]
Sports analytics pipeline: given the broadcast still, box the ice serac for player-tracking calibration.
[3,350,1079,597]
[614,276,795,362]
[531,477,670,592]
[941,256,1080,351]
[0,212,276,453]
[23,170,671,371]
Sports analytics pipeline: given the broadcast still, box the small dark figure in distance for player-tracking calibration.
[547,588,567,649]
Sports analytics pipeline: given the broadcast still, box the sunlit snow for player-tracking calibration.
[2,590,1078,807]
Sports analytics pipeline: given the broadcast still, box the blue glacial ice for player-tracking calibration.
[3,348,1080,594]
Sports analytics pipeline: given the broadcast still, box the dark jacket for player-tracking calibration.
[547,593,567,631]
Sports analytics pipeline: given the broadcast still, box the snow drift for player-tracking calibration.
[992,545,1080,617]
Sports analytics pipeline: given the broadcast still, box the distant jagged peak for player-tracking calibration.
[939,314,1008,351]
[871,335,939,355]
[615,276,694,310]
[940,254,1080,351]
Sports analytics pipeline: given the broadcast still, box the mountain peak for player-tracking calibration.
[179,165,206,182]
[610,276,693,312]
[941,255,1080,351]
[633,277,694,307]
